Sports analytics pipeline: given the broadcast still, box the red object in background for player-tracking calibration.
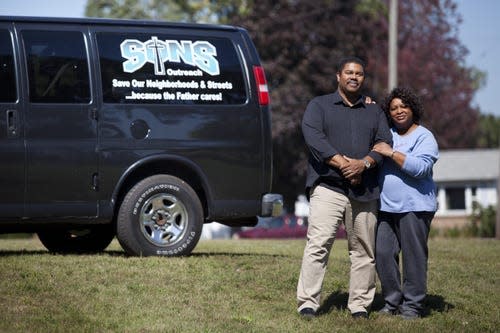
[234,214,346,239]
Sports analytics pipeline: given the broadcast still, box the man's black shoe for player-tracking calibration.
[299,307,316,320]
[352,311,369,319]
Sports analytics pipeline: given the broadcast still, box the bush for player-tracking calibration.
[443,227,461,238]
[468,202,497,238]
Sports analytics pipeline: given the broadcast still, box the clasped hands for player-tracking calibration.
[339,156,365,186]
[341,142,393,185]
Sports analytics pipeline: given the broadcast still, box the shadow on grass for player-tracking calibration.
[316,291,386,315]
[316,291,454,317]
[191,252,292,258]
[0,249,291,259]
[423,294,455,315]
[0,250,127,257]
[317,290,350,315]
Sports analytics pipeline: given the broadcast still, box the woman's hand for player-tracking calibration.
[365,96,376,104]
[372,142,393,157]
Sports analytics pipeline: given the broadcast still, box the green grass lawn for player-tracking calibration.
[0,237,498,332]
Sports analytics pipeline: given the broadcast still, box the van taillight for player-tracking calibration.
[253,66,269,106]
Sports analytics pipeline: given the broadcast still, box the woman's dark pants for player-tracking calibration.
[375,211,433,315]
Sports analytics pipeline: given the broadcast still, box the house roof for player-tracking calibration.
[433,149,500,182]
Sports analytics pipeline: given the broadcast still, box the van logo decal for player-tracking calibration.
[120,37,220,76]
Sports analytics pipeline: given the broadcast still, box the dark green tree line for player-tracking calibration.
[228,0,388,204]
[85,0,251,23]
[84,0,498,207]
[477,114,500,148]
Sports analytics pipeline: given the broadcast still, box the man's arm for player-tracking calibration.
[367,106,393,165]
[302,99,339,162]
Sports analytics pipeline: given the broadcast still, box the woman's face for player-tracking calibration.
[389,97,414,130]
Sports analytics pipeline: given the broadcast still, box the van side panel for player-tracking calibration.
[93,26,267,220]
[0,16,277,235]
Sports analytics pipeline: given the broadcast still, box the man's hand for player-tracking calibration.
[349,174,362,186]
[340,156,365,183]
[326,155,365,185]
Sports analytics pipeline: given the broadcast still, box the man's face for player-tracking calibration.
[336,62,365,94]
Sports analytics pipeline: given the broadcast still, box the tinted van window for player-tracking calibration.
[0,29,17,103]
[22,30,90,103]
[97,32,246,105]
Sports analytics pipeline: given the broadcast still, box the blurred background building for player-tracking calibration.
[433,149,499,229]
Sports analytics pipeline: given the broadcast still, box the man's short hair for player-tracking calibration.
[337,56,366,73]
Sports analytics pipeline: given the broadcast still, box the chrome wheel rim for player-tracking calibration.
[139,193,188,246]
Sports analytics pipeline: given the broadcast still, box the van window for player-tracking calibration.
[0,29,17,103]
[22,30,90,103]
[96,32,246,105]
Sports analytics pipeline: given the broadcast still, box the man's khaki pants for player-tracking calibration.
[297,185,377,314]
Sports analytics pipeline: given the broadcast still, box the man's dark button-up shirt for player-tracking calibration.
[302,90,392,201]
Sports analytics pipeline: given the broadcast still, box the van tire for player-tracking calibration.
[37,224,115,254]
[116,175,203,256]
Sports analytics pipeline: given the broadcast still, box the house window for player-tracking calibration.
[446,188,466,210]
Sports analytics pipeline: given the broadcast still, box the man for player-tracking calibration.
[297,56,392,319]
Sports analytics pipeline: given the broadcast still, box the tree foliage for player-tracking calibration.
[229,0,487,204]
[85,0,251,23]
[229,0,387,203]
[367,0,483,149]
[83,0,493,205]
[477,114,500,148]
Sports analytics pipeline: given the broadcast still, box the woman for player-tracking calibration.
[372,87,439,319]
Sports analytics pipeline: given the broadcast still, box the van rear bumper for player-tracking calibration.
[261,193,283,217]
[209,194,283,227]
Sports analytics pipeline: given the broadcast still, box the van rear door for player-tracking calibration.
[18,25,99,217]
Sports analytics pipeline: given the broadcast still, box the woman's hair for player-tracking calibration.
[381,87,423,125]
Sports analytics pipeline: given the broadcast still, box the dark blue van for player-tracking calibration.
[0,16,282,256]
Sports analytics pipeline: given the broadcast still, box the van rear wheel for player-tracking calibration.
[116,175,203,256]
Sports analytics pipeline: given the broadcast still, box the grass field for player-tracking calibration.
[0,237,498,332]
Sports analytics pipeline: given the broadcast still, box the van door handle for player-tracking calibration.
[6,109,18,137]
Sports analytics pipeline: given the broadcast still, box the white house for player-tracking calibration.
[433,149,499,228]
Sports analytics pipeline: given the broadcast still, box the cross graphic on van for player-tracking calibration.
[147,36,166,75]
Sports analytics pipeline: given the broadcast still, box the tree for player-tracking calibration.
[83,0,487,206]
[85,0,251,23]
[476,114,500,148]
[230,0,485,205]
[84,0,384,206]
[365,0,484,149]
[229,0,386,206]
